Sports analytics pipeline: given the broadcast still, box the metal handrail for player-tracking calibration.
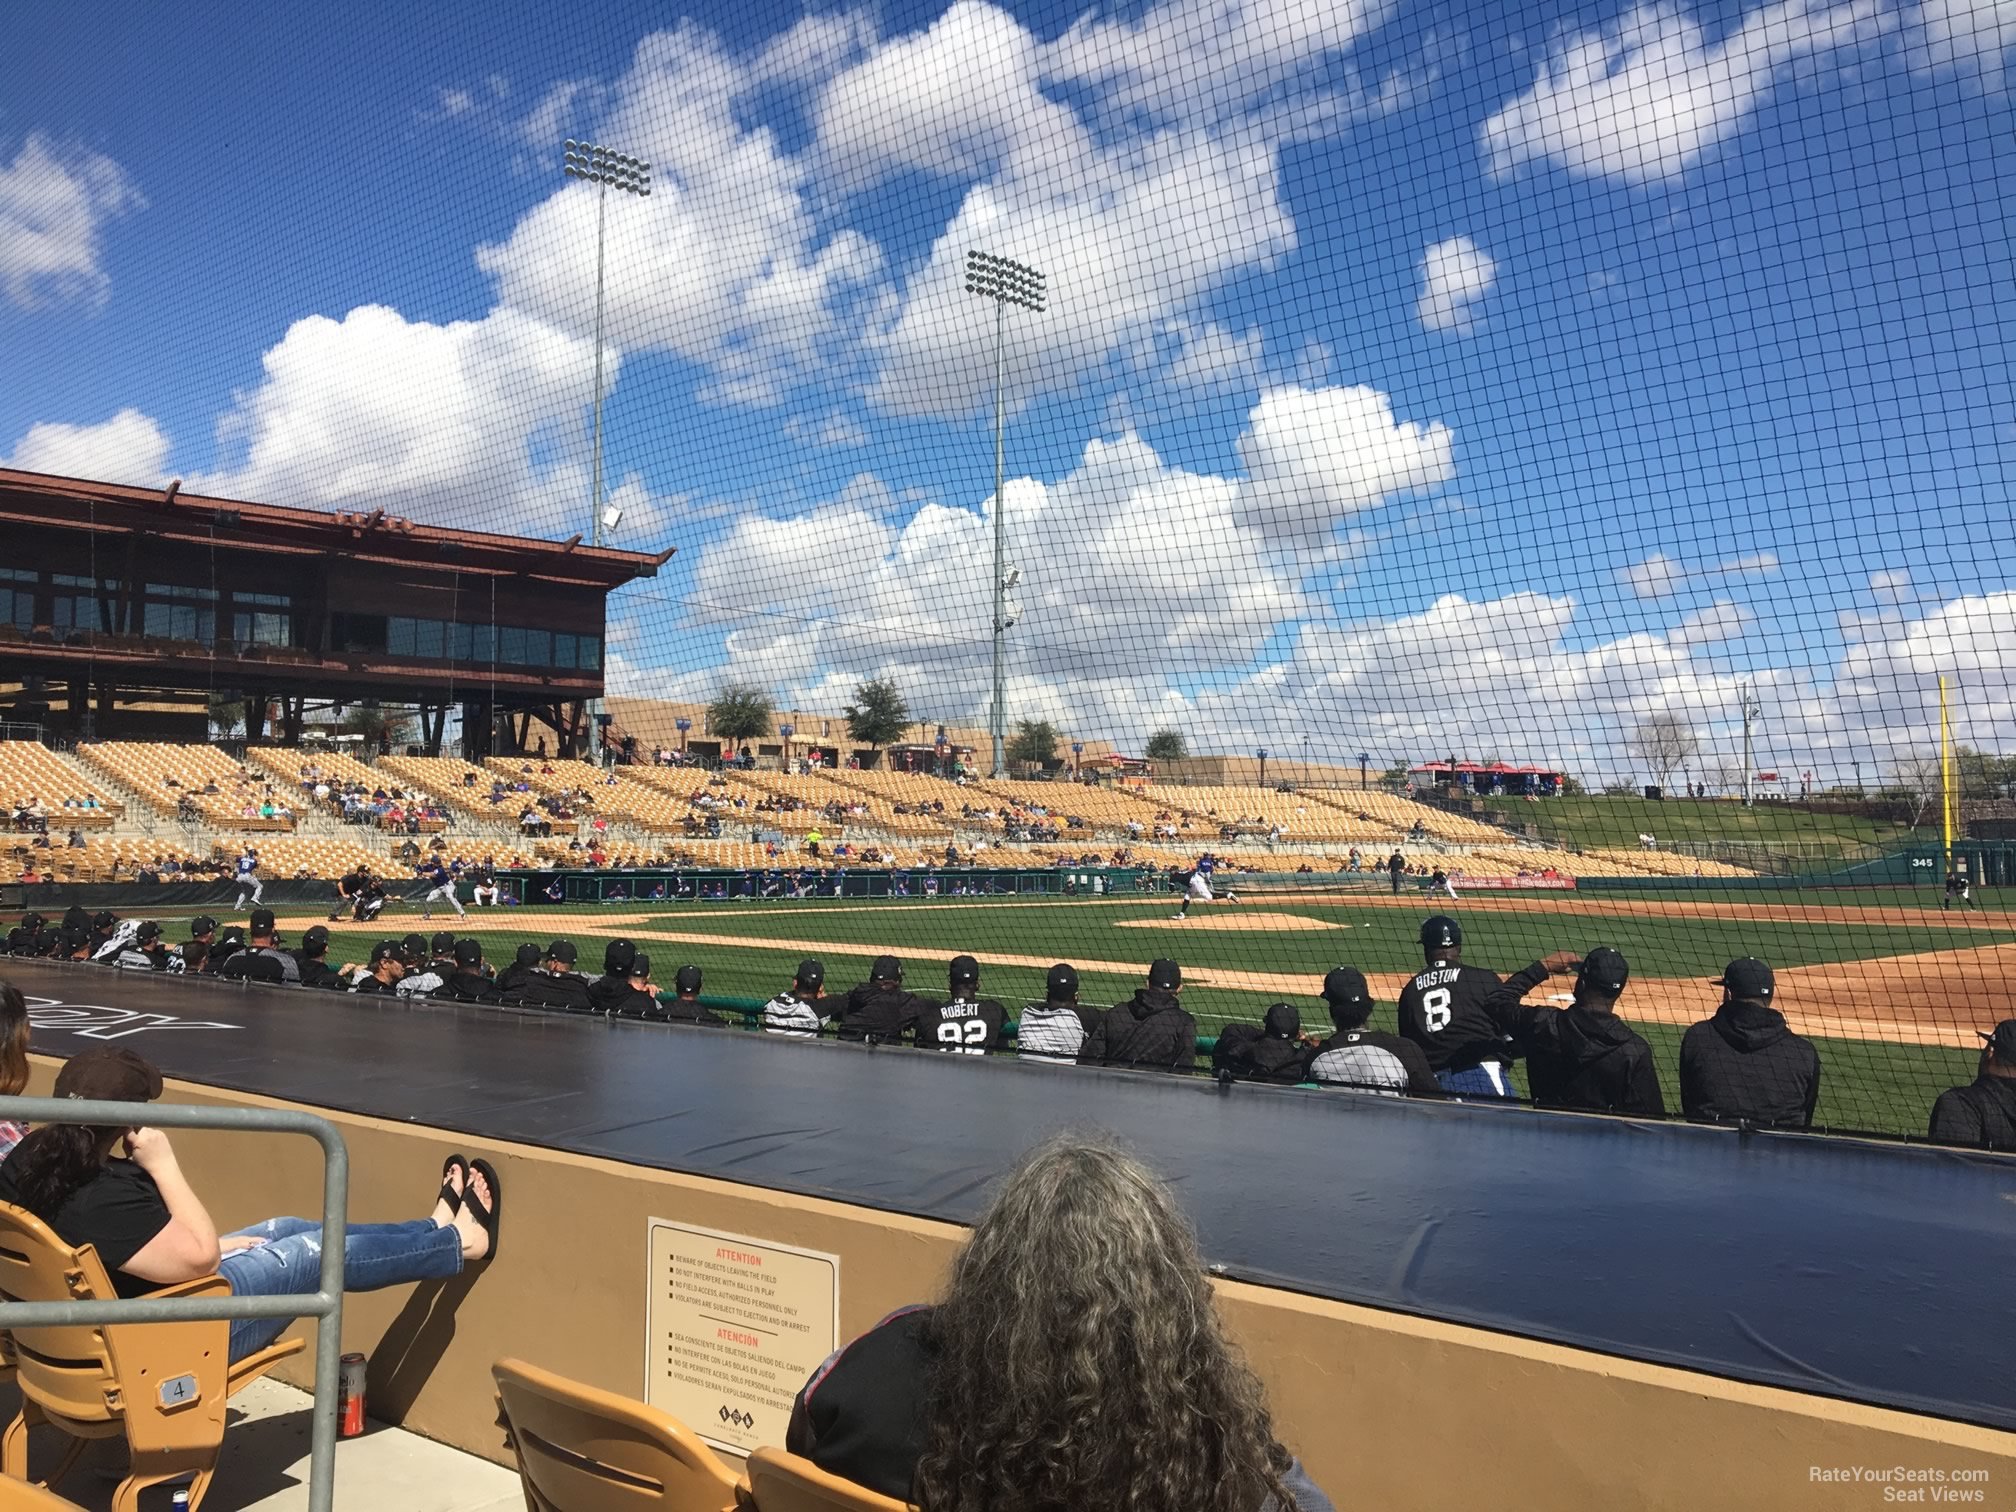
[0,1097,348,1512]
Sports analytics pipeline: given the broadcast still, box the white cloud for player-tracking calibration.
[1233,384,1456,540]
[4,409,170,485]
[1164,322,1267,393]
[1906,0,2016,81]
[1718,550,1780,576]
[751,12,879,86]
[1481,0,1877,186]
[0,133,145,309]
[1670,598,1756,646]
[1869,567,1912,603]
[1416,235,1497,333]
[1621,552,1686,599]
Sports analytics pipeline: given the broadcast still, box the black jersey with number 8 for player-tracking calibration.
[1397,961,1513,1072]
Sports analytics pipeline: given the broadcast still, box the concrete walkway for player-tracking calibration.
[0,1378,522,1511]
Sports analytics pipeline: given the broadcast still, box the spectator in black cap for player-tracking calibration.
[293,926,346,990]
[1928,1020,2016,1150]
[435,938,500,1003]
[107,921,172,973]
[1016,964,1099,1065]
[218,909,300,985]
[178,917,218,973]
[763,960,831,1037]
[1485,948,1663,1116]
[1080,959,1197,1073]
[658,964,727,1026]
[349,941,407,994]
[1308,967,1437,1096]
[492,943,543,1003]
[919,955,1005,1054]
[836,956,932,1045]
[517,940,591,1012]
[1680,958,1820,1129]
[587,939,640,1015]
[1212,1001,1312,1084]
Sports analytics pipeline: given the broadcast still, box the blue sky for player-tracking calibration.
[4,0,2013,777]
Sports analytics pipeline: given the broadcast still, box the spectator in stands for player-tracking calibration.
[0,1047,499,1363]
[1680,959,1821,1129]
[836,956,932,1044]
[1305,967,1437,1096]
[0,979,28,1158]
[232,846,264,910]
[1486,948,1665,1116]
[218,910,302,985]
[1081,959,1198,1073]
[492,943,543,1002]
[918,955,1005,1054]
[786,1135,1331,1511]
[586,939,640,1014]
[293,926,345,990]
[1214,1002,1313,1084]
[346,941,407,994]
[762,960,830,1037]
[435,939,500,1004]
[659,964,728,1026]
[1927,1020,2016,1150]
[518,941,591,1012]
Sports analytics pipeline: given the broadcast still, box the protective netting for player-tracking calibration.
[4,0,2015,1140]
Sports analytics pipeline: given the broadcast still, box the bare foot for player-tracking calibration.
[451,1165,493,1262]
[432,1161,465,1228]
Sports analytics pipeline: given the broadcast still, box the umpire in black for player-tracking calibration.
[1928,1020,2016,1150]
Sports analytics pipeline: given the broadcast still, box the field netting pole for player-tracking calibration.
[1939,674,1954,874]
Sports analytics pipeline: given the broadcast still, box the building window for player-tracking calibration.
[330,612,388,654]
[552,633,578,670]
[0,567,32,630]
[50,575,111,641]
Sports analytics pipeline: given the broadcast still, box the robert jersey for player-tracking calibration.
[1396,960,1514,1073]
[919,994,1006,1054]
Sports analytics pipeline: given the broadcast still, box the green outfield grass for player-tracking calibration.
[1472,793,1919,860]
[269,890,1988,1140]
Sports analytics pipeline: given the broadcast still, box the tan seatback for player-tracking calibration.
[744,1447,910,1512]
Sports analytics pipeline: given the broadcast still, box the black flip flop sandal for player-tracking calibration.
[466,1158,501,1262]
[438,1153,469,1214]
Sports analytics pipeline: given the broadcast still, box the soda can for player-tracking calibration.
[337,1352,368,1439]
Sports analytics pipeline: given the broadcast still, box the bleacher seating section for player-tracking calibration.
[0,741,122,825]
[72,742,299,829]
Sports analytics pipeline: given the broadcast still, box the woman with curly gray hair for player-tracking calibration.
[785,1134,1331,1512]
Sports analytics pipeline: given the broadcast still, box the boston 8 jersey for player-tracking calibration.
[1396,961,1514,1073]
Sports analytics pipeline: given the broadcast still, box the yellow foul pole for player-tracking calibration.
[1939,675,1954,869]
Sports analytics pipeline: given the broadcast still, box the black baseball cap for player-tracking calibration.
[1148,958,1181,990]
[1321,966,1372,1009]
[1714,958,1775,1002]
[250,908,276,935]
[370,939,403,964]
[135,921,161,943]
[871,954,902,981]
[1576,947,1629,994]
[430,930,457,955]
[514,943,541,967]
[1420,915,1461,951]
[454,938,483,966]
[630,953,653,981]
[92,911,118,931]
[948,954,979,986]
[672,963,702,993]
[190,916,218,938]
[217,925,246,947]
[547,939,578,965]
[302,925,331,952]
[20,912,44,932]
[62,906,90,932]
[795,958,825,990]
[604,939,638,975]
[1046,962,1079,999]
[400,932,427,962]
[1979,1020,2016,1060]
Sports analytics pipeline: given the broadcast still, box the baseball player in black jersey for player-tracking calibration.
[919,955,1005,1053]
[1396,916,1521,1098]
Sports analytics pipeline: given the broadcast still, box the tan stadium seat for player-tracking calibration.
[0,1202,303,1512]
[0,1478,86,1511]
[743,1447,907,1512]
[492,1358,743,1512]
[0,743,123,824]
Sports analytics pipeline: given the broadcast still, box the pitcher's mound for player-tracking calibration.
[1120,910,1342,932]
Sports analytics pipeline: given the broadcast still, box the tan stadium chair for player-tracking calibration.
[743,1447,908,1512]
[492,1358,743,1512]
[0,1477,86,1510]
[0,1202,303,1512]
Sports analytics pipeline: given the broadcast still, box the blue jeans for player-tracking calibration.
[1437,1062,1519,1100]
[217,1216,463,1361]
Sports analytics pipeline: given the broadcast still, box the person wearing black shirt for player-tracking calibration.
[397,931,460,998]
[1307,967,1438,1096]
[470,861,501,907]
[1080,959,1197,1073]
[918,955,1005,1054]
[656,963,729,1025]
[351,872,388,925]
[1397,916,1521,1099]
[1016,964,1100,1064]
[330,868,365,923]
[178,916,219,973]
[6,912,46,956]
[1213,1001,1312,1084]
[435,938,500,1003]
[1928,1020,2016,1150]
[1486,947,1664,1116]
[1387,850,1405,894]
[585,939,640,1015]
[349,940,407,993]
[293,926,347,989]
[1679,958,1821,1129]
[218,910,301,985]
[517,940,592,1012]
[835,956,932,1044]
[492,943,543,1002]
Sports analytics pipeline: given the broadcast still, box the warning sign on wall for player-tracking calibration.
[645,1219,840,1454]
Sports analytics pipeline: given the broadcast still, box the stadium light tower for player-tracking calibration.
[1739,682,1763,808]
[563,141,651,548]
[965,250,1046,777]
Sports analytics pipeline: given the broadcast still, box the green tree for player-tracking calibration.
[844,678,909,750]
[708,684,775,746]
[339,702,411,751]
[1144,729,1187,762]
[1006,719,1060,768]
[207,692,246,737]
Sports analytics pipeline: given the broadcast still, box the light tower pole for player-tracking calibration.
[964,250,1046,777]
[1739,682,1763,808]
